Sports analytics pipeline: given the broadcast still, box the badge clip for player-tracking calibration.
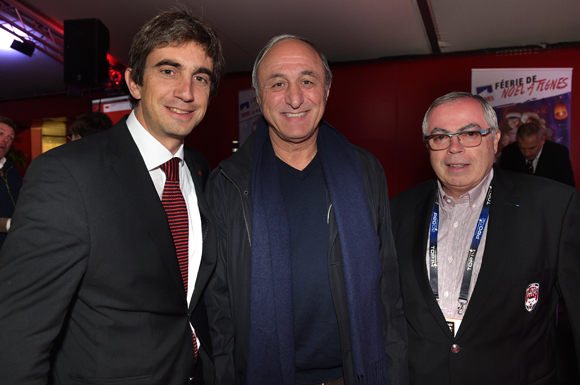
[457,299,468,315]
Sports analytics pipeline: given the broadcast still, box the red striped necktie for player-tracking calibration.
[160,158,198,357]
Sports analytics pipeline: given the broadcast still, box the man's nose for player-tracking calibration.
[285,83,304,108]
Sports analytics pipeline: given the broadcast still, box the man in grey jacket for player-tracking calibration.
[205,34,408,385]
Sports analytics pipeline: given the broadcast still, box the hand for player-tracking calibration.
[0,217,10,232]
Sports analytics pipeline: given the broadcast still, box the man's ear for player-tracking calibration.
[125,68,141,100]
[255,89,262,109]
[325,80,332,102]
[493,129,501,154]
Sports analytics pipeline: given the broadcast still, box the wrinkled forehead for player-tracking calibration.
[258,39,324,78]
[428,99,486,133]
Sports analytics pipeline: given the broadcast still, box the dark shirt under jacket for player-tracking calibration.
[279,155,343,384]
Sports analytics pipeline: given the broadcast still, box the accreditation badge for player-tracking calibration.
[445,317,462,336]
[525,283,539,312]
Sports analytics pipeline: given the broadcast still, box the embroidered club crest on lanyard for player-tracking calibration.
[525,283,539,312]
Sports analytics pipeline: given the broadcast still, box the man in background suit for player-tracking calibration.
[500,122,575,186]
[0,117,22,250]
[501,121,578,382]
[0,9,225,385]
[390,92,580,384]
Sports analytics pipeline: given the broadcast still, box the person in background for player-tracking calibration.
[68,112,114,141]
[0,117,21,250]
[500,122,575,187]
[205,34,407,385]
[390,91,580,384]
[0,8,225,385]
[501,121,578,383]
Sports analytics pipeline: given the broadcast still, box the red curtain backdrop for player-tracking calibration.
[2,46,579,196]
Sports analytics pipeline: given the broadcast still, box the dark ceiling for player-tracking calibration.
[1,0,580,101]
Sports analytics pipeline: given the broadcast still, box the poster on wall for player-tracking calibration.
[471,68,572,161]
[92,95,132,125]
[239,88,262,147]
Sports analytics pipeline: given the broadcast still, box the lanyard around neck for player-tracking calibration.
[428,182,493,315]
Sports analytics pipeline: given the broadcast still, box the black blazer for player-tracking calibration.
[390,168,580,385]
[500,139,576,187]
[0,118,216,385]
[0,157,22,250]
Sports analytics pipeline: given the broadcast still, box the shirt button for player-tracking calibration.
[444,291,449,297]
[448,256,453,262]
[446,198,451,203]
[451,344,460,353]
[472,203,477,209]
[453,221,459,228]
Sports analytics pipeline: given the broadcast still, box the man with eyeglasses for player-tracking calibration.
[390,91,580,384]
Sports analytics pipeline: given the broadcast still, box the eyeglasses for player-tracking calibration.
[423,128,492,151]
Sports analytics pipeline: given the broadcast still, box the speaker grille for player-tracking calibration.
[64,19,110,84]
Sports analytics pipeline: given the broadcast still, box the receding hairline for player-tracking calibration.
[427,97,484,126]
[256,39,326,82]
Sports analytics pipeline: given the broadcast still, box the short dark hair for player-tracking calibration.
[127,8,226,108]
[0,117,16,131]
[70,113,113,138]
[517,122,544,140]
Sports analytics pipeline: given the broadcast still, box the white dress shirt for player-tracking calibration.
[126,111,203,307]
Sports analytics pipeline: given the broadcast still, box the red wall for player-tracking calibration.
[2,46,579,196]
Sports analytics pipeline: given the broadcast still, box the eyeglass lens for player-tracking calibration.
[429,132,482,149]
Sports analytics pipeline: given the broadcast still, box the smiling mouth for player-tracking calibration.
[448,164,468,168]
[168,107,191,115]
[283,112,307,118]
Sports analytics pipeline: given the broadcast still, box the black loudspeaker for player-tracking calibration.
[64,19,110,84]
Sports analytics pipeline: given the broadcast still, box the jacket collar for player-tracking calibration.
[412,167,519,340]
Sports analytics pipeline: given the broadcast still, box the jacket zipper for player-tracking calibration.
[220,169,252,246]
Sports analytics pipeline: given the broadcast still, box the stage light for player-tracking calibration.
[10,39,35,56]
[0,27,17,50]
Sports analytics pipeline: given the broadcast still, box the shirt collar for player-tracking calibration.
[0,157,6,170]
[126,110,185,170]
[534,145,543,162]
[437,168,494,208]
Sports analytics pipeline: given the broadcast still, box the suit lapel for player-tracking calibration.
[183,151,216,311]
[455,169,518,339]
[110,122,186,302]
[411,183,457,339]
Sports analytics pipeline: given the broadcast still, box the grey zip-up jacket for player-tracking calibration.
[204,123,408,385]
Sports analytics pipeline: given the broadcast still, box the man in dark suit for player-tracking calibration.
[0,117,22,250]
[0,9,225,385]
[390,92,580,384]
[500,122,575,186]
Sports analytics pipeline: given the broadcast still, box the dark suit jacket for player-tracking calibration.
[500,139,576,187]
[0,157,22,250]
[0,118,216,385]
[390,168,580,385]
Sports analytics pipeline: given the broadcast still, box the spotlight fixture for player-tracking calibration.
[10,39,35,57]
